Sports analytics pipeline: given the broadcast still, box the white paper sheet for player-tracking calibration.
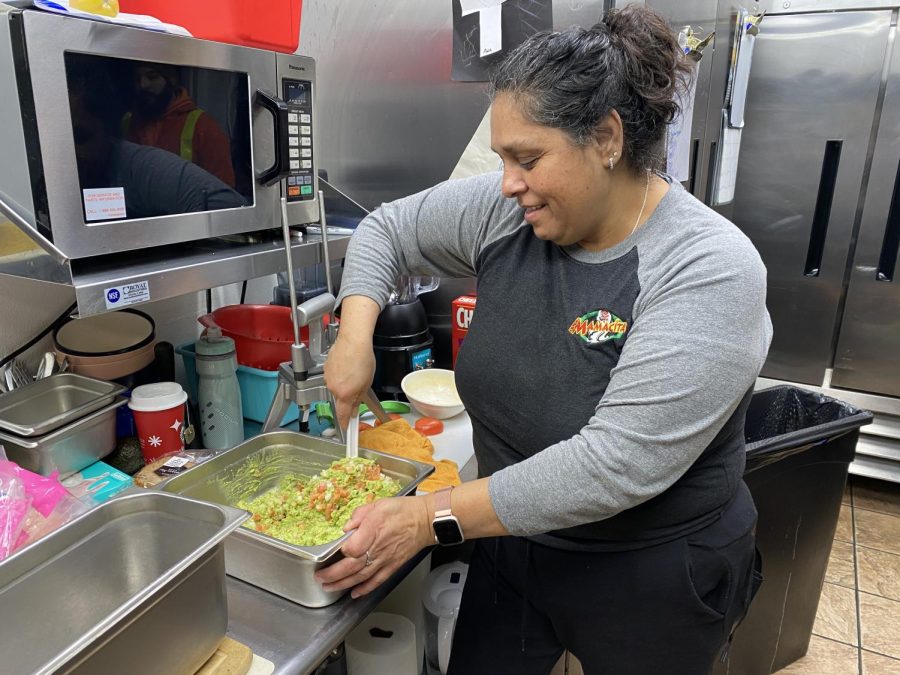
[459,0,507,58]
[478,5,503,56]
[729,30,756,128]
[83,187,126,222]
[459,0,504,15]
[715,124,742,205]
[666,66,699,183]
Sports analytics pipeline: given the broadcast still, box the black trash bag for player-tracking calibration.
[744,386,872,466]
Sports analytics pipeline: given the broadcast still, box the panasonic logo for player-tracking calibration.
[288,64,306,71]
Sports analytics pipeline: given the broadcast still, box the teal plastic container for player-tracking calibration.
[176,343,299,425]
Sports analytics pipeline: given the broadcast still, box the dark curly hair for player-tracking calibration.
[490,4,692,173]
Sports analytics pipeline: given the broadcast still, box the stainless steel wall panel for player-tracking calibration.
[297,0,604,210]
[730,11,891,384]
[297,1,490,210]
[832,22,900,397]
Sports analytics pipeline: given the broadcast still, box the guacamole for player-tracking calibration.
[237,457,401,547]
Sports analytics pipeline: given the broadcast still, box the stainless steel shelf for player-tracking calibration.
[72,233,349,316]
[0,230,349,317]
[0,178,363,317]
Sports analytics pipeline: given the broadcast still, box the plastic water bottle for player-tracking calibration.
[195,327,243,450]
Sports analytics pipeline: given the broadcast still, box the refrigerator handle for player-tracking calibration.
[876,158,900,282]
[704,140,718,206]
[804,141,843,277]
[688,138,701,197]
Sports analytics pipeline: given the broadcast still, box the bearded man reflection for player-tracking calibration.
[123,63,236,187]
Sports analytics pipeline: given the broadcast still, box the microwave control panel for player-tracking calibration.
[282,78,314,202]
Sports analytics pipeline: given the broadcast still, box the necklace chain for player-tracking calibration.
[629,171,651,238]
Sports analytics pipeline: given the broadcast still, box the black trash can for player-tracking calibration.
[715,386,873,675]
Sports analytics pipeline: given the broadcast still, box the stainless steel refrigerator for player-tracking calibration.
[719,0,900,482]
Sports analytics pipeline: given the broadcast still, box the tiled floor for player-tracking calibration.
[777,476,900,675]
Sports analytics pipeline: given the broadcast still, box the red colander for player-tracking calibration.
[198,305,312,371]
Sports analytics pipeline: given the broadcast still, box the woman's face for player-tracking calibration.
[490,93,612,247]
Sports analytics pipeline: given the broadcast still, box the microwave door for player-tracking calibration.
[18,10,281,259]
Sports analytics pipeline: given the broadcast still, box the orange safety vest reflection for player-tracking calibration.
[121,109,204,162]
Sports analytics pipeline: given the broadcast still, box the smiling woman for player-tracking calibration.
[321,5,772,675]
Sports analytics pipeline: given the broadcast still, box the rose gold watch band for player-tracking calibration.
[433,486,453,518]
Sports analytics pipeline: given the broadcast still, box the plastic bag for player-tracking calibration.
[0,460,88,560]
[133,450,215,488]
[0,465,31,560]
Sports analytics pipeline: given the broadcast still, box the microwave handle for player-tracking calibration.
[256,90,291,186]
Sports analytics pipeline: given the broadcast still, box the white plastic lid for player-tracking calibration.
[422,562,469,617]
[128,382,187,412]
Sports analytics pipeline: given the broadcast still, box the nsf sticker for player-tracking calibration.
[105,281,150,310]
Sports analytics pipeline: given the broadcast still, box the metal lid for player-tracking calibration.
[195,327,236,359]
[128,382,187,412]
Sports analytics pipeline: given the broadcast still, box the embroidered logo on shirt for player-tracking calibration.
[568,309,628,344]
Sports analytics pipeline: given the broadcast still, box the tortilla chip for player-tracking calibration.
[359,419,461,492]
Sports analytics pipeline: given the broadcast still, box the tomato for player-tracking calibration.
[358,422,374,432]
[374,413,403,426]
[415,417,444,436]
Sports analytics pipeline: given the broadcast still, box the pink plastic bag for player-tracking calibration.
[0,464,31,560]
[0,460,87,560]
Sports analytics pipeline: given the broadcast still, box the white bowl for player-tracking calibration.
[401,369,465,420]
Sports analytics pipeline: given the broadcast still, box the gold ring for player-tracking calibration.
[364,550,374,567]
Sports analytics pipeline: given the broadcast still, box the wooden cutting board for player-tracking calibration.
[195,637,253,675]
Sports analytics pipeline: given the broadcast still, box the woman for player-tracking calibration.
[318,6,772,674]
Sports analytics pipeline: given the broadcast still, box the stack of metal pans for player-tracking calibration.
[0,373,126,476]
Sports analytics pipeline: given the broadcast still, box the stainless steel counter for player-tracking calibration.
[225,550,430,675]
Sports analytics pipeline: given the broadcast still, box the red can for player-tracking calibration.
[451,295,477,368]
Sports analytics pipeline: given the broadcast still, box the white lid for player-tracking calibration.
[128,382,187,412]
[422,562,469,617]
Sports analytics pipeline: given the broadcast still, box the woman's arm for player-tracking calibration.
[335,172,520,312]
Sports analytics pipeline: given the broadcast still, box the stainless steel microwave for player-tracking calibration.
[0,7,319,259]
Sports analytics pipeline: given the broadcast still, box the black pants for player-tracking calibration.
[448,492,760,675]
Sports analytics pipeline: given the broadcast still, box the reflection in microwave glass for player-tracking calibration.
[63,51,254,222]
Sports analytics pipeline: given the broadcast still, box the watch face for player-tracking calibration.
[433,516,465,545]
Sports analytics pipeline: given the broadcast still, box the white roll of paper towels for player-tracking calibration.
[346,612,418,675]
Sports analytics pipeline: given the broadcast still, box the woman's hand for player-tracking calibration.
[315,496,433,599]
[324,333,376,430]
[323,296,381,430]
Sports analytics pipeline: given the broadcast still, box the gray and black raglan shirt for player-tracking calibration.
[337,172,773,551]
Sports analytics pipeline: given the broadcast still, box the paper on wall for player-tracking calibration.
[477,5,503,56]
[459,0,507,58]
[715,123,742,205]
[666,65,699,183]
[459,0,503,14]
[729,24,756,127]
